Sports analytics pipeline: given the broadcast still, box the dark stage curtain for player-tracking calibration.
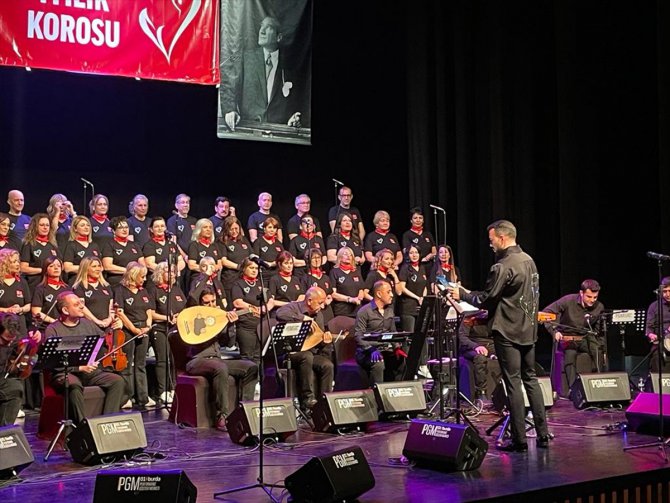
[406,1,668,312]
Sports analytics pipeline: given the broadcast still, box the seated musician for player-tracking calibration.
[458,310,496,401]
[43,291,125,425]
[185,288,258,431]
[542,279,605,390]
[645,276,670,373]
[0,313,40,425]
[354,280,405,385]
[275,287,335,412]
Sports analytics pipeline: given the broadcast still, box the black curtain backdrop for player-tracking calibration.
[1,1,669,362]
[407,1,668,315]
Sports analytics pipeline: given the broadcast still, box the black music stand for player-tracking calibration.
[38,335,103,461]
[624,256,669,460]
[214,264,283,502]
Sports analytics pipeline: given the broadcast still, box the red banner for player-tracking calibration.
[0,0,219,84]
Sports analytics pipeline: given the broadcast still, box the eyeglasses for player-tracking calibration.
[340,193,352,198]
[298,201,310,205]
[116,225,129,229]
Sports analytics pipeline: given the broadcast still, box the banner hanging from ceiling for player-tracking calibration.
[217,0,312,145]
[0,0,220,84]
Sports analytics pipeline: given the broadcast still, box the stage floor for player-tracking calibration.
[2,395,670,502]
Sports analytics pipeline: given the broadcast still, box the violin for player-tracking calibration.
[99,304,128,372]
[4,336,40,380]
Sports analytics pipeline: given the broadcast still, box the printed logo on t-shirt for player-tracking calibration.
[85,290,93,298]
[261,246,268,253]
[299,243,306,250]
[77,251,85,258]
[228,245,235,251]
[156,248,163,255]
[175,295,183,302]
[199,251,206,258]
[216,227,222,234]
[280,285,288,293]
[34,249,42,258]
[16,290,23,298]
[243,287,250,294]
[376,238,383,244]
[178,225,184,232]
[135,227,141,234]
[93,226,99,232]
[45,294,54,303]
[115,248,123,255]
[412,238,418,244]
[159,296,167,304]
[0,290,4,299]
[338,276,345,284]
[410,274,417,282]
[125,298,134,306]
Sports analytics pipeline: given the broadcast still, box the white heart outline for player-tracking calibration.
[139,0,202,64]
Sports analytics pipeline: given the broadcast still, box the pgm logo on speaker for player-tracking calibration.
[589,379,619,389]
[117,476,162,492]
[99,420,132,435]
[254,406,284,418]
[387,387,413,398]
[332,451,359,469]
[421,423,451,439]
[336,398,364,409]
[0,435,19,449]
[663,378,670,388]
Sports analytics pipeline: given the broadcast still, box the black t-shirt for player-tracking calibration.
[114,285,155,326]
[247,211,282,239]
[63,241,101,266]
[269,275,304,303]
[326,233,364,259]
[73,281,114,321]
[327,206,363,228]
[0,234,21,252]
[8,214,31,242]
[364,231,402,256]
[0,278,30,334]
[220,238,252,284]
[142,238,179,264]
[231,277,263,327]
[286,214,322,237]
[102,239,143,284]
[187,241,223,265]
[397,264,428,316]
[90,216,113,249]
[148,283,187,320]
[329,267,364,317]
[31,283,68,319]
[166,214,197,253]
[127,216,151,248]
[210,215,225,239]
[288,234,326,264]
[252,237,284,275]
[401,229,436,260]
[301,271,334,296]
[365,270,395,293]
[55,216,72,251]
[20,241,60,290]
[188,273,227,309]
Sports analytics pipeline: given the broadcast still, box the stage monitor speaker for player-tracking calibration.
[285,446,375,503]
[226,398,297,445]
[625,392,670,435]
[647,373,670,394]
[571,372,631,409]
[93,469,196,503]
[311,389,378,433]
[67,411,147,465]
[0,425,34,479]
[373,380,427,420]
[402,419,488,471]
[491,376,554,412]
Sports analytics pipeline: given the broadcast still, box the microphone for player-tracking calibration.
[249,254,272,269]
[80,177,94,187]
[647,251,670,261]
[429,204,446,213]
[164,231,175,238]
[332,178,345,186]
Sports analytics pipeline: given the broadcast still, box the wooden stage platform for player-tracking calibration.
[2,393,670,502]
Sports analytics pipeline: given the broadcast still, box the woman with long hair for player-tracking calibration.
[219,216,252,305]
[364,248,401,302]
[46,193,76,250]
[326,212,364,266]
[89,194,113,249]
[187,218,222,288]
[20,213,59,292]
[396,245,429,333]
[0,212,20,252]
[114,261,154,410]
[0,249,31,336]
[30,256,68,329]
[268,251,305,313]
[62,216,101,284]
[72,256,115,329]
[429,244,461,293]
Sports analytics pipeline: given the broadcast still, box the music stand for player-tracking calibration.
[38,335,103,461]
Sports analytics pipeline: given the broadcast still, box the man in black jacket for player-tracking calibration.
[449,220,549,451]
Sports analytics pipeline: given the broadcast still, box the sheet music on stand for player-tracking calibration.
[35,335,104,371]
[607,309,647,357]
[267,321,312,356]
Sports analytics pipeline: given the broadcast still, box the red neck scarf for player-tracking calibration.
[58,213,67,223]
[340,230,351,239]
[47,277,64,286]
[152,235,165,243]
[91,214,107,224]
[87,276,99,284]
[411,225,423,233]
[309,268,323,278]
[410,261,420,268]
[199,237,211,246]
[208,274,217,283]
[263,234,276,243]
[35,234,49,244]
[278,270,292,278]
[4,274,20,281]
[375,228,388,236]
[378,265,389,274]
[242,275,257,283]
[441,262,452,272]
[0,236,6,244]
[339,263,354,272]
[157,283,168,290]
[75,235,88,242]
[300,231,316,240]
[114,236,128,244]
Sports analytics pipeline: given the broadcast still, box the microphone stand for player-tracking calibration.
[157,243,177,412]
[624,255,669,460]
[214,263,283,501]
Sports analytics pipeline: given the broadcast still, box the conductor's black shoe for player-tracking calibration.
[497,441,528,452]
[536,435,551,448]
